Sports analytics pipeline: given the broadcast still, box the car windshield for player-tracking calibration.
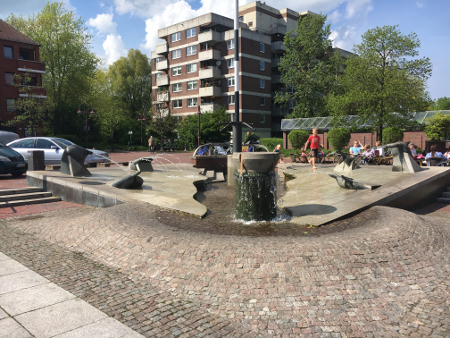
[51,138,75,149]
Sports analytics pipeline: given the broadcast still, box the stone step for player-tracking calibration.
[0,196,61,208]
[211,172,225,183]
[442,191,450,197]
[0,187,43,196]
[447,187,450,192]
[437,197,450,204]
[0,192,53,203]
[205,170,215,180]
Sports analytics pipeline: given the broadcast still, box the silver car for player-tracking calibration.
[7,137,110,166]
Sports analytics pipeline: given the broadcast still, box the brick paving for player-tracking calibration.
[0,202,449,337]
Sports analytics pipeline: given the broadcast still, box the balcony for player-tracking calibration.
[157,92,170,102]
[272,107,290,116]
[271,41,286,52]
[198,30,221,44]
[17,60,46,74]
[156,59,168,71]
[155,42,168,55]
[199,67,221,79]
[271,58,280,67]
[157,75,169,87]
[199,49,221,61]
[271,75,283,83]
[199,86,221,97]
[200,103,219,112]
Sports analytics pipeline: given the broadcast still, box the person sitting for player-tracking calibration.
[349,140,363,156]
[273,144,285,164]
[374,140,385,157]
[425,145,446,166]
[243,132,259,152]
[361,144,374,164]
[444,148,450,160]
[408,143,417,156]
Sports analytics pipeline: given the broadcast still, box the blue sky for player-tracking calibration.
[1,0,448,100]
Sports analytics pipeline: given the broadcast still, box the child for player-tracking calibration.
[304,127,324,170]
[273,144,285,164]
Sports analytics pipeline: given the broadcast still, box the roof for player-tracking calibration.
[0,19,39,46]
[281,110,450,131]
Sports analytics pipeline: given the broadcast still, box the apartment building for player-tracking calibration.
[0,20,46,137]
[151,1,312,138]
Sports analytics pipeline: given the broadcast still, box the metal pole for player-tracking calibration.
[140,120,143,146]
[197,105,201,147]
[233,0,242,153]
[85,108,88,148]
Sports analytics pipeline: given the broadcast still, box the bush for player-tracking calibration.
[382,127,404,144]
[327,128,351,150]
[260,138,283,151]
[424,113,450,140]
[288,130,310,151]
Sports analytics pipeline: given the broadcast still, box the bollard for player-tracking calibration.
[27,151,45,171]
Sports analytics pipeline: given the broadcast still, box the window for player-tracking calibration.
[260,80,265,89]
[260,61,265,71]
[14,138,35,148]
[3,46,13,59]
[227,58,234,69]
[6,99,15,111]
[19,50,30,60]
[227,39,234,50]
[260,43,265,53]
[172,83,182,92]
[239,16,244,22]
[5,73,14,85]
[156,73,162,79]
[173,99,182,108]
[186,28,196,38]
[172,49,181,59]
[228,95,235,105]
[187,80,197,90]
[37,139,57,149]
[260,97,265,106]
[187,98,197,107]
[186,45,197,56]
[171,32,181,42]
[260,114,265,123]
[155,57,162,63]
[186,63,197,73]
[227,77,235,87]
[172,66,181,76]
[21,75,37,87]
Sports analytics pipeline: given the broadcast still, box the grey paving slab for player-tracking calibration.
[0,307,8,320]
[0,270,48,295]
[0,252,10,262]
[53,317,145,338]
[0,317,33,338]
[15,298,107,338]
[0,283,76,316]
[0,260,28,276]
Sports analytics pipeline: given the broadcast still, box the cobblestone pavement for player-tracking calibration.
[0,202,449,337]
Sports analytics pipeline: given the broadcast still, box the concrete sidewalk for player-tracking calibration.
[0,251,144,338]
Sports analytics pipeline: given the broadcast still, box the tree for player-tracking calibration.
[275,13,345,118]
[109,49,152,120]
[288,130,309,153]
[424,113,450,140]
[429,97,450,111]
[327,128,351,150]
[147,104,179,151]
[382,127,404,144]
[178,107,231,150]
[328,25,432,142]
[6,2,100,135]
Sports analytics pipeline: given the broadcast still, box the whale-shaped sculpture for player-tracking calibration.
[333,151,361,172]
[329,173,381,190]
[385,141,421,173]
[61,145,93,177]
[129,157,153,172]
[111,164,144,189]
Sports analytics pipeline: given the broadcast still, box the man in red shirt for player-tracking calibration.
[304,127,324,170]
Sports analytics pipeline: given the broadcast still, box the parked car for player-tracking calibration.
[0,142,28,176]
[7,137,110,165]
[0,131,19,145]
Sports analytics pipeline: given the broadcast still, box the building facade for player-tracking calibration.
[151,1,311,139]
[0,19,46,137]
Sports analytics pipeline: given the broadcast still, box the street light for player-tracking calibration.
[197,105,201,147]
[77,105,94,148]
[138,116,146,146]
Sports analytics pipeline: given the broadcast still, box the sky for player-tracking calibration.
[0,0,448,100]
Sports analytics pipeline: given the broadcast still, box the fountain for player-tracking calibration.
[232,152,279,221]
[110,164,144,189]
[129,157,153,171]
[61,145,93,177]
[385,141,421,173]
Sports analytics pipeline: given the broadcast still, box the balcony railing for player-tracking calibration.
[156,92,170,102]
[199,66,221,79]
[199,49,221,61]
[198,30,221,44]
[155,42,168,55]
[17,59,46,73]
[200,103,219,112]
[156,75,169,87]
[271,75,283,83]
[199,86,221,97]
[156,59,168,71]
[271,41,286,52]
[271,58,281,67]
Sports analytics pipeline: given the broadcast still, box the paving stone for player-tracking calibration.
[0,317,32,338]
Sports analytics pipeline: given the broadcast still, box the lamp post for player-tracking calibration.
[77,105,94,148]
[138,116,146,146]
[197,105,201,147]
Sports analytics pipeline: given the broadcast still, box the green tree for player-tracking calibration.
[429,97,450,111]
[178,107,231,150]
[109,49,152,120]
[275,13,345,118]
[382,127,404,144]
[288,130,310,154]
[424,113,450,140]
[328,25,432,142]
[6,2,100,135]
[147,104,179,151]
[327,128,351,150]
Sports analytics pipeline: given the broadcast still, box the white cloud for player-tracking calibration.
[416,2,424,8]
[88,13,117,34]
[345,0,372,18]
[330,24,357,51]
[103,33,127,65]
[328,10,341,23]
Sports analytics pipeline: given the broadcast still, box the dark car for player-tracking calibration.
[0,142,28,176]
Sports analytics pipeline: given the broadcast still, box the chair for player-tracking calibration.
[426,157,448,166]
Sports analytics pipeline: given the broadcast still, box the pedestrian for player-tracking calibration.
[148,136,155,152]
[304,127,324,170]
[273,144,285,164]
[243,131,259,152]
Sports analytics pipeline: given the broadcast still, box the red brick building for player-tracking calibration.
[0,19,46,137]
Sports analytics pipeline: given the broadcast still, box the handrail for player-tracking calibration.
[193,143,270,156]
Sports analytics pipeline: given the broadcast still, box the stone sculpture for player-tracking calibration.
[129,157,153,172]
[111,164,144,189]
[385,141,421,173]
[329,173,381,190]
[333,151,361,172]
[61,145,92,177]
